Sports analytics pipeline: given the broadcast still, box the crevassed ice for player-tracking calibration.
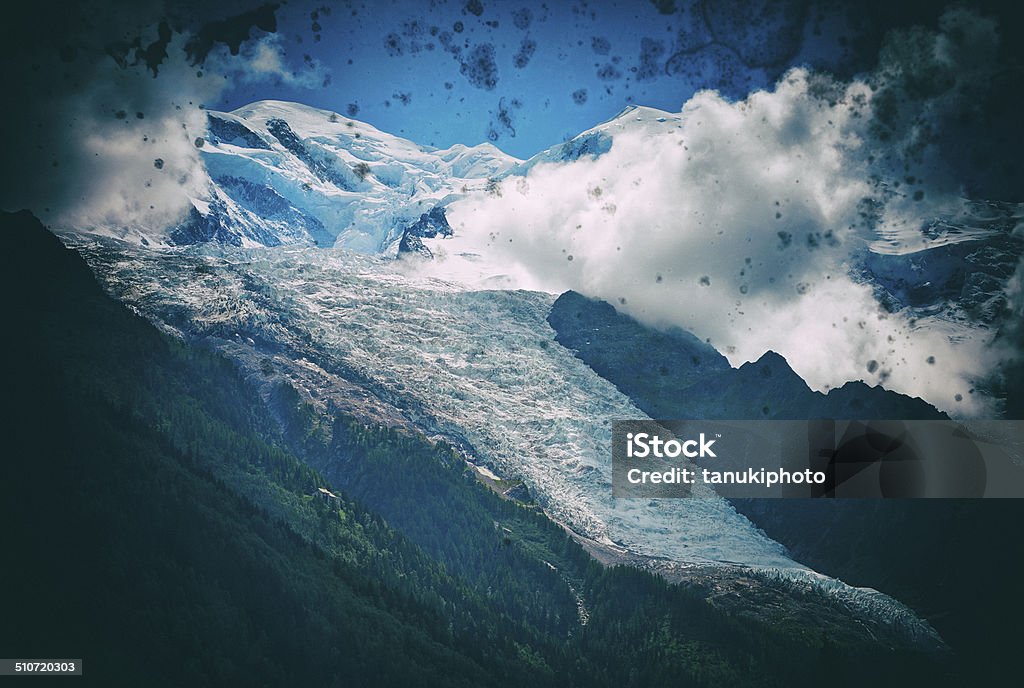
[84,241,797,569]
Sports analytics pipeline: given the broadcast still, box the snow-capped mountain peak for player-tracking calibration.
[160,100,520,252]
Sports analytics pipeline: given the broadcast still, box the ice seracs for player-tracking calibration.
[126,100,521,251]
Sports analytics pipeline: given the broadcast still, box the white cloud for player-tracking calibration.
[54,33,218,234]
[6,11,330,237]
[429,11,1017,417]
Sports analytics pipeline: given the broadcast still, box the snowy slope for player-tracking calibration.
[504,104,680,175]
[154,100,519,251]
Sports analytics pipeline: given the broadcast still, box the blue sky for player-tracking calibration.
[214,0,873,158]
[4,0,1021,214]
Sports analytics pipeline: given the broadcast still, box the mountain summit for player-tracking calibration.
[158,100,518,251]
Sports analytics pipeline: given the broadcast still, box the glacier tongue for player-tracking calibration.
[76,239,794,568]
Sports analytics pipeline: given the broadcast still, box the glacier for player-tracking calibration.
[70,238,794,568]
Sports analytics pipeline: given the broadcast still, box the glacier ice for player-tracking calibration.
[72,238,795,567]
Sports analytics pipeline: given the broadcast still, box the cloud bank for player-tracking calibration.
[436,9,1019,416]
[0,2,326,234]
